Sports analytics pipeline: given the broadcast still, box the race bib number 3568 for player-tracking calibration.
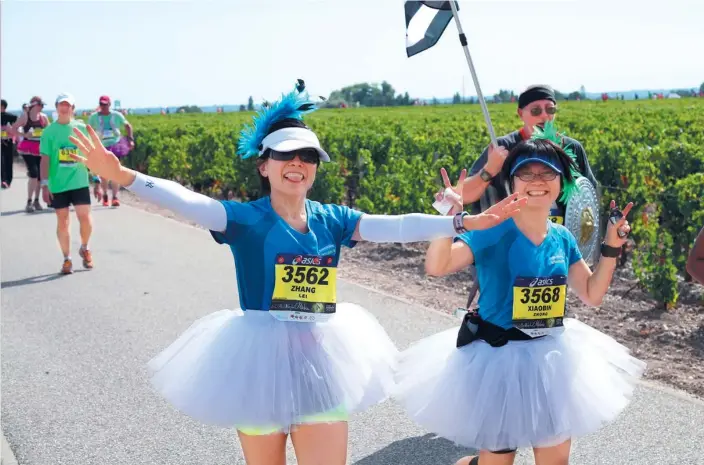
[512,276,567,337]
[270,254,336,322]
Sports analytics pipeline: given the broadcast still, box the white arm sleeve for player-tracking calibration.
[126,171,227,232]
[357,213,459,243]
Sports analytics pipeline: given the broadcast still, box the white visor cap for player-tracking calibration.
[260,127,330,162]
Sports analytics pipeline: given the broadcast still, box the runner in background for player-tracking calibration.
[11,96,50,212]
[1,99,18,189]
[39,93,95,275]
[88,95,134,207]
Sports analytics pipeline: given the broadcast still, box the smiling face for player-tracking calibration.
[258,151,318,198]
[512,162,561,210]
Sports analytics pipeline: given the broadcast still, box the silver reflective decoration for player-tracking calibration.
[565,177,601,265]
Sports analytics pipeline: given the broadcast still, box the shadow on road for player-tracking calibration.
[353,433,476,465]
[1,271,89,289]
[0,208,55,217]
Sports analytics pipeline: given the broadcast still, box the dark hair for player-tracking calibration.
[501,138,578,192]
[0,99,7,109]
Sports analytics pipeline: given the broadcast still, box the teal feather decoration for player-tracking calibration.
[237,80,317,159]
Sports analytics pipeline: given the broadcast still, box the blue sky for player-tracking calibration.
[2,0,701,111]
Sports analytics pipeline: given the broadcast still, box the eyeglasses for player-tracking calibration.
[268,148,319,164]
[529,106,557,117]
[515,171,559,182]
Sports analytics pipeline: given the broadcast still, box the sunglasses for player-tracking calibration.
[529,106,557,117]
[515,170,559,182]
[268,148,319,164]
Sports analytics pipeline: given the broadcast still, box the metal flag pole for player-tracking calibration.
[448,1,497,148]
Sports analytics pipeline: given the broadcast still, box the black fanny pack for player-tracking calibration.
[456,311,541,348]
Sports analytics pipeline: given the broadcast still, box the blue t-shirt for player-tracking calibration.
[210,196,363,311]
[456,219,583,329]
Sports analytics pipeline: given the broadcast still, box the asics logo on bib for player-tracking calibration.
[530,277,554,287]
[293,256,322,266]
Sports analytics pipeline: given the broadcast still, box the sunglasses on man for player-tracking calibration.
[268,148,320,164]
[529,105,557,117]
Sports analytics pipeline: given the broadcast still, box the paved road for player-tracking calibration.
[2,172,703,465]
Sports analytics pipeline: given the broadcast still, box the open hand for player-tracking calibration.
[69,125,123,184]
[463,193,528,231]
[605,200,633,248]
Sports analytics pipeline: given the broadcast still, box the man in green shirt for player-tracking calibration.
[40,93,95,275]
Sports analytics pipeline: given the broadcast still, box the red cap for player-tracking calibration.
[99,95,111,105]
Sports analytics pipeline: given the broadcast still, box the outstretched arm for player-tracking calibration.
[352,193,524,244]
[69,125,227,233]
[353,169,525,244]
[126,171,227,233]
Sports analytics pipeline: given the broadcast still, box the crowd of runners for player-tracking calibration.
[1,94,133,274]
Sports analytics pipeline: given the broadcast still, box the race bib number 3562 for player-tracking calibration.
[512,276,567,337]
[270,254,336,322]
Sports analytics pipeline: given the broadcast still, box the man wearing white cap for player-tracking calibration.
[39,93,95,275]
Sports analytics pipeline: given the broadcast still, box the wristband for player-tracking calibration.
[453,211,469,234]
[40,180,48,186]
[600,242,621,258]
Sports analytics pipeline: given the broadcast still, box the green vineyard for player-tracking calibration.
[119,98,704,307]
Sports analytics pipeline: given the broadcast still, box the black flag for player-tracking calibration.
[405,1,459,58]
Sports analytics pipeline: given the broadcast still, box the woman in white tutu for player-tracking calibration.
[394,132,647,465]
[67,80,521,465]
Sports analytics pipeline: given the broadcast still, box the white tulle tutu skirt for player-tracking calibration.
[148,303,398,430]
[394,317,646,451]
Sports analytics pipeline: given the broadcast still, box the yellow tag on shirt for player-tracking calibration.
[512,276,567,337]
[549,207,564,225]
[58,147,78,165]
[270,254,337,322]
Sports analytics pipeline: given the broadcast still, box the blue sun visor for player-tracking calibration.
[510,153,563,176]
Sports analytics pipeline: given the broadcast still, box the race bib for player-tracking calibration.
[1,130,8,139]
[102,130,114,139]
[30,128,43,138]
[549,207,564,225]
[512,276,567,338]
[58,147,78,166]
[270,254,337,322]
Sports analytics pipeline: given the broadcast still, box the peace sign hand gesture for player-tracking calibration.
[604,200,634,248]
[69,125,123,184]
[434,167,467,216]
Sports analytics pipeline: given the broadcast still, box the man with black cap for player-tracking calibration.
[459,84,597,223]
